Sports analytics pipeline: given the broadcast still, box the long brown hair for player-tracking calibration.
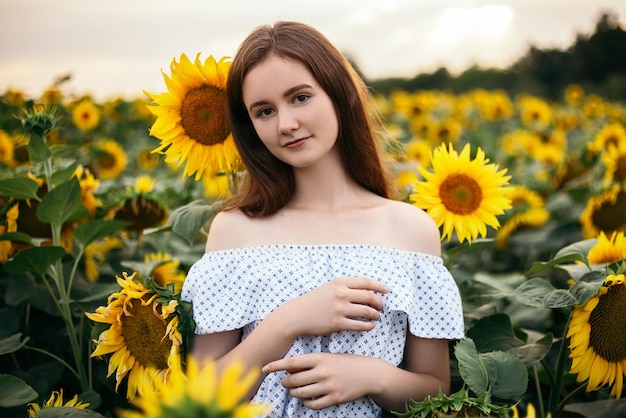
[225,21,391,217]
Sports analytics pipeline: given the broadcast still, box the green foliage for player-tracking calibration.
[394,387,511,418]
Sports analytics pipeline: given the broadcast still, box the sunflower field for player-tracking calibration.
[1,54,626,418]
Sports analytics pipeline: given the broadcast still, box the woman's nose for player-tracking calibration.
[278,109,299,134]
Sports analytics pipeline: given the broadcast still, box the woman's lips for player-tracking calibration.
[284,137,309,149]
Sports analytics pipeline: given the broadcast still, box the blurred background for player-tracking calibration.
[1,0,626,101]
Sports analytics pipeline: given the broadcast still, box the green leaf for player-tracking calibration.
[0,333,28,355]
[27,131,52,164]
[455,338,489,396]
[466,314,524,352]
[526,253,585,275]
[0,177,40,200]
[515,278,577,308]
[4,246,66,276]
[0,232,34,245]
[50,161,80,186]
[570,270,605,304]
[73,220,128,248]
[554,238,597,260]
[36,177,83,225]
[5,274,35,306]
[35,407,107,417]
[564,398,626,418]
[481,350,528,400]
[168,199,219,245]
[508,332,553,368]
[0,374,38,407]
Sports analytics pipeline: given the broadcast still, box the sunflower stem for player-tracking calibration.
[532,365,546,418]
[558,383,588,411]
[547,315,572,417]
[23,345,81,381]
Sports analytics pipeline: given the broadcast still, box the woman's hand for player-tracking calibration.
[277,277,388,338]
[262,352,383,409]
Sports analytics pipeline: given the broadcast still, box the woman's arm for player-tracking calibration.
[262,334,450,412]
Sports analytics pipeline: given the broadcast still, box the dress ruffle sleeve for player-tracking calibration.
[182,245,464,339]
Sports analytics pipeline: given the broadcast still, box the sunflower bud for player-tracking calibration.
[18,106,58,138]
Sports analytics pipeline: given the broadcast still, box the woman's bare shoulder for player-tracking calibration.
[204,209,255,252]
[383,199,442,256]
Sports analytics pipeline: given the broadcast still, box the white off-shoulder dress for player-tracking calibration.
[182,244,464,418]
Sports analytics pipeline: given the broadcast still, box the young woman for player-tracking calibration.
[181,21,464,417]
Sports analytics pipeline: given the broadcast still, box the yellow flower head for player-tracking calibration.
[135,175,156,194]
[580,184,626,239]
[86,272,183,400]
[120,356,271,418]
[93,138,128,180]
[496,185,550,249]
[587,231,626,265]
[518,95,552,127]
[27,389,89,417]
[601,138,626,186]
[589,122,626,155]
[72,99,100,131]
[145,53,241,180]
[145,252,186,293]
[568,273,626,398]
[564,84,585,106]
[410,142,512,243]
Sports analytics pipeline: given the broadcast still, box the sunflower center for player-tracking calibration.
[99,153,115,169]
[180,85,230,146]
[591,190,626,231]
[120,299,171,370]
[588,284,626,362]
[439,174,483,215]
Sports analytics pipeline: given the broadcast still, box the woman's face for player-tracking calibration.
[242,55,340,169]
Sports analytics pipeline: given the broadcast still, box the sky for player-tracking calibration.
[1,0,625,101]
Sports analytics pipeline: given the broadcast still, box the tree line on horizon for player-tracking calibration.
[366,11,626,101]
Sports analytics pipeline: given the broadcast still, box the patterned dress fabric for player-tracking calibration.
[182,244,464,417]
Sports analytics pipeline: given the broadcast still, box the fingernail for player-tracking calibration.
[262,365,269,373]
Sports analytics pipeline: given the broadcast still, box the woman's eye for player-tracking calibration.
[257,108,273,117]
[294,94,309,104]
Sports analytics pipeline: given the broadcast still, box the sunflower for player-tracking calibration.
[496,185,550,249]
[518,95,552,128]
[0,129,15,167]
[473,89,514,122]
[92,138,128,180]
[145,252,186,293]
[201,171,232,199]
[587,231,626,265]
[580,185,626,239]
[135,175,156,194]
[583,94,607,119]
[74,165,102,217]
[410,142,512,243]
[72,99,100,131]
[27,389,90,417]
[145,53,241,180]
[84,236,124,282]
[41,87,63,105]
[589,122,626,155]
[86,271,184,400]
[0,203,19,262]
[120,356,271,418]
[564,84,585,106]
[601,138,626,186]
[567,272,626,398]
[405,138,432,168]
[137,148,160,171]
